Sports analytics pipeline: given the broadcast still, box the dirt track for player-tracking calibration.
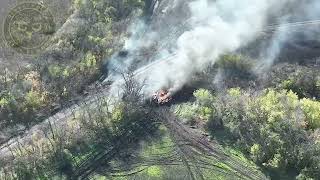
[158,108,267,180]
[0,61,268,179]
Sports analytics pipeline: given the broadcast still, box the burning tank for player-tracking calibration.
[152,89,173,105]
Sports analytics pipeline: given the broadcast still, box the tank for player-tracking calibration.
[152,89,172,105]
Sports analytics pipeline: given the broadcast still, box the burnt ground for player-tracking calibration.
[171,85,198,104]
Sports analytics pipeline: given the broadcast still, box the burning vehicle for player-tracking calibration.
[152,89,173,105]
[151,84,199,105]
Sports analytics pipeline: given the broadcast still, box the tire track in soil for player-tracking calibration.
[158,107,268,180]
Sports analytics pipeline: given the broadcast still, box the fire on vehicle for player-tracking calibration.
[152,89,173,105]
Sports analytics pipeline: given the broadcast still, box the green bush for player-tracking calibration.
[217,54,254,79]
[193,88,215,107]
[0,92,13,109]
[208,88,320,179]
[175,103,198,124]
[250,144,262,162]
[24,90,45,111]
[0,70,53,127]
[280,72,320,99]
[175,89,215,124]
[300,98,320,129]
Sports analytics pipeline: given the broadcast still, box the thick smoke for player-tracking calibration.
[105,20,156,82]
[137,0,282,95]
[107,0,320,98]
[257,0,320,70]
[255,21,290,72]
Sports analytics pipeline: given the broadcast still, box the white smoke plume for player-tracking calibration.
[107,0,320,98]
[257,0,320,70]
[105,20,156,82]
[255,20,290,73]
[136,0,282,95]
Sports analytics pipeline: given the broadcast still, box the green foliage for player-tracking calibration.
[250,144,262,162]
[0,70,52,127]
[77,0,144,21]
[300,98,320,129]
[175,89,215,124]
[91,175,107,180]
[1,121,77,179]
[208,88,320,179]
[257,89,287,123]
[0,1,148,177]
[193,88,215,106]
[227,87,242,97]
[217,54,254,79]
[48,53,98,81]
[198,106,214,121]
[0,0,145,128]
[146,166,163,177]
[279,72,320,99]
[175,103,198,124]
[80,52,97,69]
[1,88,157,179]
[73,0,82,8]
[48,65,71,78]
[0,92,13,108]
[24,90,45,111]
[264,153,284,169]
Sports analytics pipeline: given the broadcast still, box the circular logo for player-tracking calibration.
[3,2,55,54]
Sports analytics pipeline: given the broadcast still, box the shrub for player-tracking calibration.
[80,52,97,70]
[48,65,64,78]
[208,88,320,179]
[0,69,52,127]
[175,103,198,124]
[0,92,13,108]
[227,87,242,97]
[250,144,262,162]
[217,54,254,79]
[280,72,320,99]
[175,89,215,124]
[193,88,215,107]
[300,98,320,129]
[24,90,46,111]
